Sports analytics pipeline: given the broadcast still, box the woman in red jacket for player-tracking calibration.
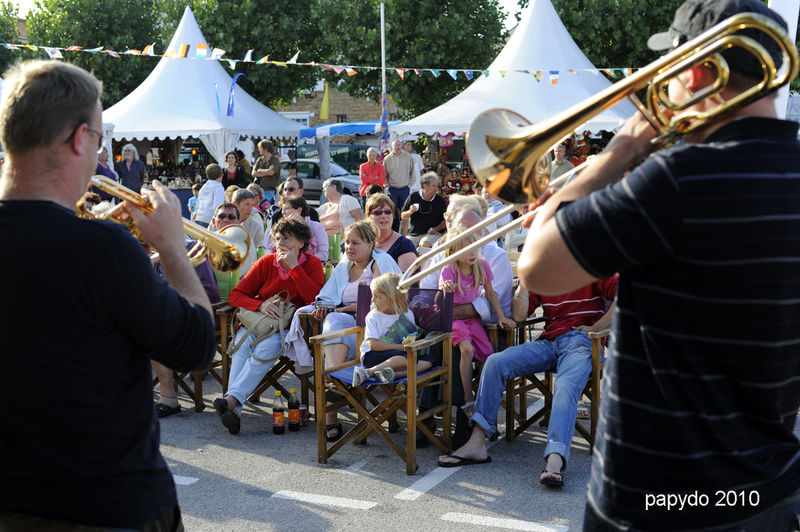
[358,147,385,206]
[213,218,324,435]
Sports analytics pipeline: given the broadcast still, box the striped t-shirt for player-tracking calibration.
[527,275,617,340]
[557,116,800,530]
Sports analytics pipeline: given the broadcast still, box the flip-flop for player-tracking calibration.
[155,403,181,418]
[540,468,564,488]
[437,454,492,468]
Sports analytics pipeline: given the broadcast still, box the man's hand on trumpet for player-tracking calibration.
[125,180,186,260]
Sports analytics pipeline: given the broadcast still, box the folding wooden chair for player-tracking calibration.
[216,308,320,415]
[245,312,319,411]
[504,328,609,452]
[152,300,235,412]
[310,285,454,474]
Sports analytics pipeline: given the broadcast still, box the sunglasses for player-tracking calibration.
[371,208,393,216]
[216,212,238,221]
[284,187,299,193]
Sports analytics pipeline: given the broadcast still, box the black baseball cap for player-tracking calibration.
[647,0,788,78]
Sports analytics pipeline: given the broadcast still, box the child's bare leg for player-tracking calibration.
[459,341,475,404]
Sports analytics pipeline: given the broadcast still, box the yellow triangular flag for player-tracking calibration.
[320,81,330,120]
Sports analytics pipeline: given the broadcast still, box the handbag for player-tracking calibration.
[227,290,296,363]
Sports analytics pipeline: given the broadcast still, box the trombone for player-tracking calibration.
[398,13,798,291]
[79,176,250,273]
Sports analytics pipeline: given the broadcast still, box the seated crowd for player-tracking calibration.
[137,158,615,488]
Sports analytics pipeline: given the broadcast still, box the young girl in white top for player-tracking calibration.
[353,273,434,385]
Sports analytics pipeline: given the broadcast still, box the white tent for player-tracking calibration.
[392,0,635,137]
[786,92,800,123]
[103,7,300,164]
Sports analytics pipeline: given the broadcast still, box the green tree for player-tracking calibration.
[156,0,327,107]
[26,0,159,106]
[313,0,507,117]
[0,1,19,76]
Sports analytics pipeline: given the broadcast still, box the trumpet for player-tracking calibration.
[79,176,250,273]
[398,13,798,291]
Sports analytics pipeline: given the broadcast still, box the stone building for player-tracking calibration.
[278,80,403,128]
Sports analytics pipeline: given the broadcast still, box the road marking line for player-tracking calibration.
[441,512,568,531]
[339,459,371,476]
[172,475,199,485]
[395,466,461,500]
[395,438,501,501]
[271,490,377,509]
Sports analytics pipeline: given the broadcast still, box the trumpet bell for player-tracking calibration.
[210,224,250,273]
[80,176,250,273]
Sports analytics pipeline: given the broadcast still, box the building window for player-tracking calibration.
[389,112,401,121]
[336,114,348,123]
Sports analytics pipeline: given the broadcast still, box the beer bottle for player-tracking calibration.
[272,391,286,435]
[288,388,300,432]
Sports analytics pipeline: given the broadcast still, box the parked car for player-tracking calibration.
[296,143,370,175]
[280,158,361,206]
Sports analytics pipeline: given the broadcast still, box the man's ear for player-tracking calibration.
[684,63,715,91]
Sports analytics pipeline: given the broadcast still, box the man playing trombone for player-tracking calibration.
[0,61,216,529]
[519,0,800,530]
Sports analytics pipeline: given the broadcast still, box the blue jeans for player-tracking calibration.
[471,330,592,466]
[226,328,282,413]
[388,186,410,232]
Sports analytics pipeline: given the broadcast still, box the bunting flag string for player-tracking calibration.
[0,39,641,83]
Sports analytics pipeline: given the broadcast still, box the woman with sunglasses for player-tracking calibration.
[311,220,402,441]
[365,193,417,272]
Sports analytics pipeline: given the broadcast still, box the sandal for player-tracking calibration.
[576,400,590,420]
[373,367,395,383]
[540,468,564,487]
[326,422,343,442]
[155,402,181,418]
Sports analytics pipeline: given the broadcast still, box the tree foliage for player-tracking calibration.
[26,0,159,106]
[156,0,328,107]
[544,0,684,79]
[0,1,19,76]
[313,0,507,118]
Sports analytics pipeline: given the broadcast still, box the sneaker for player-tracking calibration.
[352,365,369,386]
[373,367,395,383]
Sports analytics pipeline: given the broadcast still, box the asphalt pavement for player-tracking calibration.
[157,371,589,531]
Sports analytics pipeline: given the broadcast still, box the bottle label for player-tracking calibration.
[273,411,285,426]
[289,409,300,423]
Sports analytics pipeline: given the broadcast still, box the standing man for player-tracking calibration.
[401,171,446,246]
[549,144,574,181]
[0,60,215,530]
[404,140,424,194]
[382,139,414,231]
[520,1,800,529]
[252,139,281,197]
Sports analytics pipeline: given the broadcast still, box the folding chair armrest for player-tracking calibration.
[403,332,450,352]
[309,326,362,344]
[517,316,546,327]
[215,302,235,316]
[588,328,610,340]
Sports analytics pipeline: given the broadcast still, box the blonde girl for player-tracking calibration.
[353,273,434,385]
[439,226,514,409]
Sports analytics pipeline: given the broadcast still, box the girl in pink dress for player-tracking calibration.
[439,228,515,410]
